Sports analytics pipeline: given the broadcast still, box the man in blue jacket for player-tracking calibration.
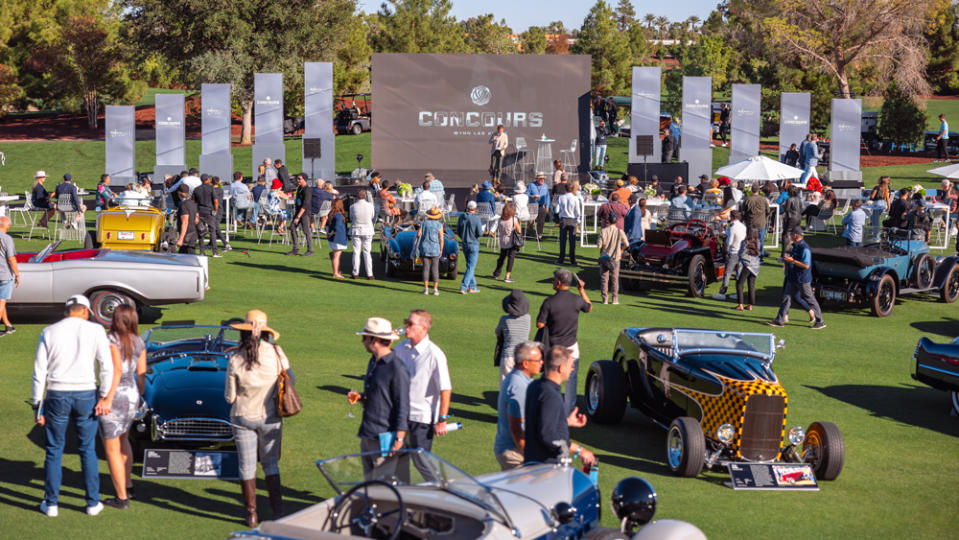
[767,227,825,330]
[456,201,484,294]
[526,173,550,240]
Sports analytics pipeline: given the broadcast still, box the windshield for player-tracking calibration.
[674,329,775,358]
[30,241,61,263]
[144,325,239,359]
[316,450,512,527]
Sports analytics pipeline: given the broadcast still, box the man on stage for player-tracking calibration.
[489,125,509,183]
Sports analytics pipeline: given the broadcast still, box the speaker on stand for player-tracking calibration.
[635,135,655,184]
[303,138,322,182]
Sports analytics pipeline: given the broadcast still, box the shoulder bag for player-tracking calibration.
[273,344,302,417]
[509,218,525,248]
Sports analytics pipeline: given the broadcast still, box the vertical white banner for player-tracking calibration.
[252,73,286,174]
[155,93,186,178]
[830,98,862,173]
[629,66,661,163]
[730,83,760,164]
[779,93,810,160]
[105,105,136,183]
[304,62,334,183]
[199,83,233,182]
[680,76,712,186]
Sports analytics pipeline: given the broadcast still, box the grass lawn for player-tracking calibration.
[0,190,957,538]
[864,96,959,131]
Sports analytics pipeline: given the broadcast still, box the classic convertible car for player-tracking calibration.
[9,241,208,325]
[620,219,724,297]
[811,234,959,317]
[131,321,240,453]
[229,449,689,540]
[85,205,178,252]
[912,336,959,416]
[586,328,845,481]
[380,222,458,280]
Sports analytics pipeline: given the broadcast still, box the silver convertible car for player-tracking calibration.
[227,449,695,540]
[9,241,208,324]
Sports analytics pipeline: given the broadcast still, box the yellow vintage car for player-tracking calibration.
[85,205,177,252]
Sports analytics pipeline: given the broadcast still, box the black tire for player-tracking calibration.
[385,258,396,277]
[940,264,959,303]
[585,361,628,424]
[951,391,959,417]
[351,123,363,135]
[583,527,630,540]
[687,254,706,297]
[803,421,845,481]
[912,253,934,289]
[379,243,387,262]
[665,417,706,477]
[84,231,100,249]
[870,274,896,317]
[444,262,458,280]
[88,290,135,326]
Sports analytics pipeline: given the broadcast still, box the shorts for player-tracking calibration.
[330,242,348,251]
[0,279,12,300]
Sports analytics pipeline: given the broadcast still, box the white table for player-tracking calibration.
[928,201,952,249]
[580,199,604,247]
[534,137,555,176]
[0,195,19,218]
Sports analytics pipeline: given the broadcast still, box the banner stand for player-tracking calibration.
[105,105,136,184]
[629,67,662,164]
[199,83,233,183]
[303,62,334,183]
[730,84,760,164]
[252,73,285,176]
[680,76,712,186]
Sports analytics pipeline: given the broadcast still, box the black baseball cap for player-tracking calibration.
[177,184,190,194]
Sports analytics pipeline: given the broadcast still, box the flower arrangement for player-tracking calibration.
[743,184,753,197]
[397,182,413,197]
[910,184,926,197]
[645,185,657,197]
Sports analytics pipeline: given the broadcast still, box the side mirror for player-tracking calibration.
[552,502,576,524]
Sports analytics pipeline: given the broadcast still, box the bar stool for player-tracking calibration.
[512,137,533,182]
[559,139,578,173]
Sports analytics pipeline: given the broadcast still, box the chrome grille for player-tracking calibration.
[158,418,233,441]
[739,395,785,461]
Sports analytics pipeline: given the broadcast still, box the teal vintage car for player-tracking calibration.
[379,222,459,280]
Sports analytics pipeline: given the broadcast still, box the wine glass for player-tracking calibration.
[346,388,357,418]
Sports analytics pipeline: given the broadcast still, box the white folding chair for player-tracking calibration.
[512,137,533,182]
[521,203,541,251]
[559,139,578,173]
[55,193,85,242]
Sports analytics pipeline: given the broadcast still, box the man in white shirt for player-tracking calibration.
[167,168,202,195]
[394,309,451,481]
[555,185,583,265]
[32,294,114,517]
[715,210,747,299]
[350,190,376,279]
[414,179,439,218]
[488,125,509,182]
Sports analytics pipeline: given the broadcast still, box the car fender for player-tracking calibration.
[84,283,147,305]
[864,266,899,296]
[933,256,959,289]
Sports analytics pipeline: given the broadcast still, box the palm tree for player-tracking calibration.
[644,13,656,31]
[654,16,668,42]
[687,15,700,39]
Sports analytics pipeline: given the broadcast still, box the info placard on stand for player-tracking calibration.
[725,462,819,491]
[142,449,239,480]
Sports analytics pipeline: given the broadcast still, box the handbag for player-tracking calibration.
[509,219,524,248]
[273,344,302,417]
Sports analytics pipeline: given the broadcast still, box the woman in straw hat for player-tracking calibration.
[225,310,293,527]
[417,206,445,295]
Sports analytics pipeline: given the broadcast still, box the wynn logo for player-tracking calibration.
[206,107,224,118]
[736,108,755,117]
[157,116,181,127]
[685,98,709,111]
[783,115,807,126]
[109,129,127,138]
[836,121,857,132]
[470,86,491,106]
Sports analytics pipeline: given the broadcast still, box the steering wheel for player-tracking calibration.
[328,480,406,540]
[684,219,709,240]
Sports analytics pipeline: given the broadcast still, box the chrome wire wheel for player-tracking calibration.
[587,376,600,414]
[666,426,684,470]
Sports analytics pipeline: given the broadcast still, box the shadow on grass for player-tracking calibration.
[572,411,673,477]
[450,393,498,424]
[805,383,959,437]
[910,318,959,338]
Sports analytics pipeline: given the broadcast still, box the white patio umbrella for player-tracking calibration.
[714,155,805,182]
[927,162,959,179]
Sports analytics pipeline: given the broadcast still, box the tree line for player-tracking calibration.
[0,0,956,144]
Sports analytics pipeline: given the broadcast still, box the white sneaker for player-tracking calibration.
[40,501,58,517]
[86,502,104,516]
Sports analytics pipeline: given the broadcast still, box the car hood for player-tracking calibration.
[680,353,777,384]
[145,355,231,421]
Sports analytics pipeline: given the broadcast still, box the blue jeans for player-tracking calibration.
[44,390,100,506]
[593,144,607,169]
[799,161,818,185]
[565,355,580,414]
[460,243,479,291]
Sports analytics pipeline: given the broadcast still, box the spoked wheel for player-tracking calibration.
[88,290,135,326]
[687,255,707,298]
[912,253,934,289]
[665,417,705,477]
[940,264,959,303]
[802,421,845,480]
[870,274,896,317]
[329,480,405,540]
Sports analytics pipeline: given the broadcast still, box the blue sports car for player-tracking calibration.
[131,321,240,451]
[379,222,459,280]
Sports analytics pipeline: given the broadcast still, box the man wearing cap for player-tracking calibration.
[287,174,314,257]
[350,189,375,279]
[645,175,663,197]
[526,173,550,240]
[32,171,56,228]
[476,180,495,207]
[456,201,483,294]
[175,184,199,254]
[395,310,451,481]
[0,216,20,336]
[32,294,115,517]
[767,227,825,330]
[349,318,409,477]
[54,173,86,226]
[536,268,592,413]
[593,120,608,169]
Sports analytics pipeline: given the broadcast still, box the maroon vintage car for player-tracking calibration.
[621,219,724,297]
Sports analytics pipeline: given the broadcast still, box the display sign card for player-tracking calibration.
[726,462,819,490]
[142,449,239,480]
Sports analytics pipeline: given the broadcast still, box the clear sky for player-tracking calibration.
[357,0,719,32]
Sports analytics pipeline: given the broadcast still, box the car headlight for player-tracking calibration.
[788,425,805,446]
[716,423,735,444]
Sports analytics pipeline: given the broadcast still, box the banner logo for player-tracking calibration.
[736,108,755,117]
[470,86,491,106]
[783,115,808,126]
[257,95,281,106]
[206,107,224,118]
[836,121,857,132]
[157,116,181,127]
[686,98,709,111]
[109,129,127,138]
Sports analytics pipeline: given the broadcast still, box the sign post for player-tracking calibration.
[829,98,863,182]
[779,93,811,161]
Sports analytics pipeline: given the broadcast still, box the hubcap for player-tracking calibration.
[949,271,959,298]
[98,294,126,319]
[880,282,893,310]
[587,376,600,413]
[803,432,822,467]
[666,426,684,469]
